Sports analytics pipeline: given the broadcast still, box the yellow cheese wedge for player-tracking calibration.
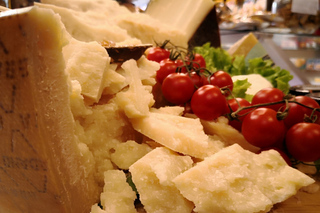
[227,32,259,57]
[0,7,99,213]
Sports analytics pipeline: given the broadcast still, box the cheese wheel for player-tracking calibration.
[0,7,99,213]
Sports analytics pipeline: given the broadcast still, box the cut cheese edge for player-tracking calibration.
[227,32,258,57]
[129,147,194,213]
[0,6,99,213]
[173,144,315,213]
[130,111,225,159]
[145,0,214,41]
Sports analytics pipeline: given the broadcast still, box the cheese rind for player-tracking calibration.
[0,6,99,213]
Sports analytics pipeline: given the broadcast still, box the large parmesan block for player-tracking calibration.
[0,7,99,213]
[173,144,315,213]
[129,147,194,213]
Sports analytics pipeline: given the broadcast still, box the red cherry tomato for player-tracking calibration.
[209,71,233,96]
[175,59,188,73]
[155,58,177,84]
[242,108,286,148]
[283,96,320,129]
[251,88,285,111]
[189,72,203,89]
[161,73,195,105]
[227,98,251,131]
[191,85,228,121]
[286,122,320,162]
[147,47,170,63]
[192,53,206,69]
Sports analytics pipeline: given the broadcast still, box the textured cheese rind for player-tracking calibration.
[0,7,99,213]
[130,111,224,159]
[63,38,110,104]
[99,170,137,213]
[129,147,194,213]
[173,144,315,213]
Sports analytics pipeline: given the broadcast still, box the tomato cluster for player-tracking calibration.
[147,46,233,121]
[232,87,320,164]
[147,46,320,166]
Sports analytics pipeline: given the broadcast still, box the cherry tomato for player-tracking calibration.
[227,98,251,131]
[189,72,203,89]
[242,108,286,148]
[161,73,195,105]
[155,58,177,84]
[283,96,320,129]
[175,59,188,73]
[286,122,320,162]
[193,53,206,69]
[251,88,285,111]
[147,47,170,63]
[191,85,228,121]
[209,70,233,96]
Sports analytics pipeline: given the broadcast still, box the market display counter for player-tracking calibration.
[220,31,320,87]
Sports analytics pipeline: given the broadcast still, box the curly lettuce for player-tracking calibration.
[194,42,293,96]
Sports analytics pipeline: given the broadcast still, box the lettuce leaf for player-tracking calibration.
[194,43,293,96]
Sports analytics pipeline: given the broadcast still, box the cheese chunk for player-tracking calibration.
[129,147,194,213]
[115,59,155,118]
[110,140,152,170]
[130,111,225,159]
[201,116,260,153]
[63,38,110,103]
[0,7,99,213]
[173,144,315,213]
[100,170,137,213]
[227,32,259,57]
[232,74,273,96]
[145,0,214,41]
[36,0,189,47]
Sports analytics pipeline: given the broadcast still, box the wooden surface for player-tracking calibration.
[271,181,320,213]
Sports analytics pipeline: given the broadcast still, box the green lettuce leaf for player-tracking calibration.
[194,42,293,96]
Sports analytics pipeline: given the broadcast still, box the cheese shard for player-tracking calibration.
[227,32,259,57]
[145,0,214,40]
[129,147,194,213]
[99,170,138,213]
[173,144,315,213]
[201,116,260,153]
[0,6,99,213]
[130,111,225,159]
[63,38,111,104]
